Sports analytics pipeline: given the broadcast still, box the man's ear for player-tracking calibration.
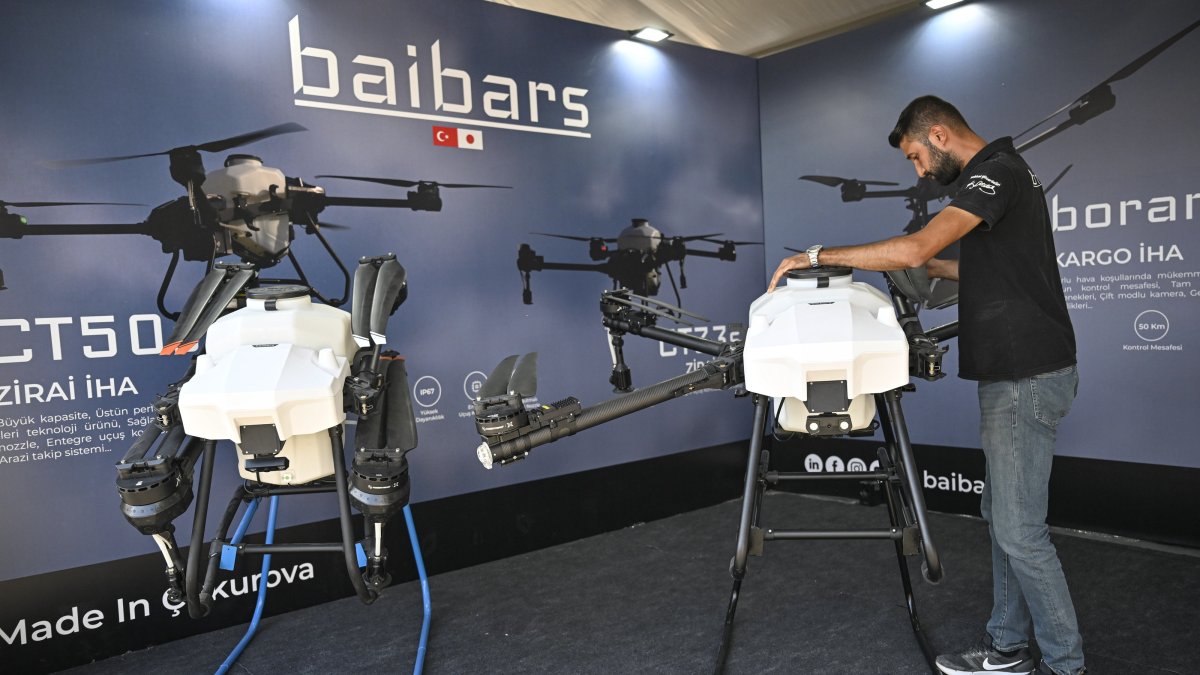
[928,124,950,148]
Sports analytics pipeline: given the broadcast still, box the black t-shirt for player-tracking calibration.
[948,137,1076,380]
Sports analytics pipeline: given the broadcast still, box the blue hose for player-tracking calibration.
[216,495,279,675]
[403,504,431,675]
[229,497,261,546]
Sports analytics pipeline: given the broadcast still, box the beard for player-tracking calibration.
[924,141,962,186]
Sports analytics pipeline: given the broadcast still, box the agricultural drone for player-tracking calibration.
[469,262,957,672]
[0,123,508,317]
[517,217,759,305]
[116,254,431,673]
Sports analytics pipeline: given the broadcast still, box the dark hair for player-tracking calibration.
[888,95,971,148]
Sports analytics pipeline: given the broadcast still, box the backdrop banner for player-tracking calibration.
[759,0,1200,470]
[0,0,763,667]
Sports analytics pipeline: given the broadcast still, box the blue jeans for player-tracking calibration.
[978,365,1084,675]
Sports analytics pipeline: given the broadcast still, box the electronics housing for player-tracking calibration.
[177,285,356,484]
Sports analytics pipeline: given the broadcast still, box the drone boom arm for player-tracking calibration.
[0,222,153,238]
[322,196,418,209]
[477,353,742,468]
[604,313,727,357]
[856,188,921,200]
[682,247,736,262]
[529,260,612,273]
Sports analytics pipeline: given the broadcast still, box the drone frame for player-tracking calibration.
[470,269,954,672]
[114,254,430,673]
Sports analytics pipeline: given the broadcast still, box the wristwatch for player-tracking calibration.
[805,244,823,268]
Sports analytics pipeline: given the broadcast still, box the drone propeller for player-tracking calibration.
[309,220,350,230]
[46,122,307,167]
[699,236,763,246]
[800,175,899,188]
[1014,18,1200,150]
[532,232,619,243]
[666,232,726,242]
[160,267,228,355]
[351,259,380,348]
[315,175,512,190]
[170,266,257,355]
[1044,164,1073,194]
[508,353,537,399]
[369,257,407,345]
[478,353,538,399]
[0,200,143,208]
[478,355,519,399]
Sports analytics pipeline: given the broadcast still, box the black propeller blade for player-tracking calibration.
[369,257,408,344]
[532,232,618,243]
[174,267,257,354]
[351,259,380,347]
[160,267,228,354]
[478,355,521,399]
[1014,18,1200,147]
[800,175,899,187]
[1044,164,1073,194]
[47,123,307,167]
[700,237,763,246]
[508,353,538,399]
[316,174,512,189]
[668,232,726,242]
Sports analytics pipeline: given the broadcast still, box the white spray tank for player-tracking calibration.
[177,285,357,485]
[201,154,291,264]
[742,267,909,434]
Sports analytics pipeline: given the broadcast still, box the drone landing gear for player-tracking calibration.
[208,464,431,674]
[117,359,429,673]
[164,426,428,674]
[714,391,942,674]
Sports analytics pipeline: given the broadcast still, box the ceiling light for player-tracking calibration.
[925,0,965,8]
[629,27,673,43]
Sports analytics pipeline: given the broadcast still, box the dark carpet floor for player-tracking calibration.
[64,492,1200,674]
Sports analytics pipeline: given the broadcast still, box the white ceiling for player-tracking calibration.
[487,0,926,57]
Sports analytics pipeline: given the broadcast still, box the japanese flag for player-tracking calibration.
[432,126,483,150]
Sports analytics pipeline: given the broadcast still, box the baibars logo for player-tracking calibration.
[288,15,591,139]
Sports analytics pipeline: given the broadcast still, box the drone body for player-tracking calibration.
[177,285,357,485]
[200,155,296,266]
[517,217,759,304]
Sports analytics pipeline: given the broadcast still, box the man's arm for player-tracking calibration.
[767,205,982,291]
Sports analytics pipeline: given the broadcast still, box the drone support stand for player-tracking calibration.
[713,388,940,674]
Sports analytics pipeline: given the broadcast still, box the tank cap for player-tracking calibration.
[246,284,310,300]
[786,266,853,280]
[224,154,263,167]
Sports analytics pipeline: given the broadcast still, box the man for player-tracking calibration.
[768,95,1084,675]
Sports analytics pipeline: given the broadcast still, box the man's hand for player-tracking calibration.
[925,257,959,281]
[767,253,811,292]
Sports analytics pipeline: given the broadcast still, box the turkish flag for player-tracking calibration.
[432,125,483,150]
